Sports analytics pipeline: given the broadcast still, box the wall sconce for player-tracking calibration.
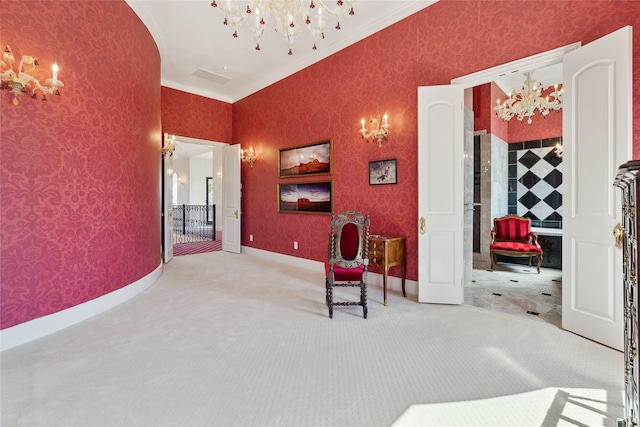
[555,142,563,158]
[163,134,177,158]
[360,113,390,148]
[241,146,257,167]
[0,45,63,105]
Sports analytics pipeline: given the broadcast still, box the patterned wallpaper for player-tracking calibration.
[161,87,232,142]
[233,0,640,282]
[0,2,162,329]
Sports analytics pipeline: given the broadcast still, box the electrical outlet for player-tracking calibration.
[294,241,298,250]
[250,234,253,241]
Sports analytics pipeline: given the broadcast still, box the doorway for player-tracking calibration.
[465,67,565,327]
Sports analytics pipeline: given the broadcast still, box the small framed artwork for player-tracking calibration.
[278,181,333,214]
[279,139,333,178]
[369,159,397,185]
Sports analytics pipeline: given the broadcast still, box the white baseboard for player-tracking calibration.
[0,261,163,352]
[241,246,325,272]
[240,246,417,296]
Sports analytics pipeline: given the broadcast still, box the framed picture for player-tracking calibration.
[278,181,333,214]
[369,159,397,185]
[279,139,333,178]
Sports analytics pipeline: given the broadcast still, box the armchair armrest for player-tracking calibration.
[527,232,541,247]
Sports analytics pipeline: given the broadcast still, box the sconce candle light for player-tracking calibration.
[360,113,390,148]
[555,142,563,158]
[163,134,177,158]
[0,45,63,105]
[241,146,257,167]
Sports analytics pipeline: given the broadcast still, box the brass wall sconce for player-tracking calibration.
[360,113,390,148]
[163,134,177,158]
[0,45,63,105]
[241,146,257,167]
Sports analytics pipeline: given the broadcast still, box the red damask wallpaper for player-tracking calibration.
[3,0,639,330]
[233,0,640,282]
[161,87,232,142]
[0,1,162,329]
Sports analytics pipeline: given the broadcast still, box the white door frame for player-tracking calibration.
[162,135,230,260]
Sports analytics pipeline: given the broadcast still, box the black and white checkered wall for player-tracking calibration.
[508,137,563,229]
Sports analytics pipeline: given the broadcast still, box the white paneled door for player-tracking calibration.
[222,144,241,254]
[163,134,174,263]
[417,85,465,304]
[562,26,632,351]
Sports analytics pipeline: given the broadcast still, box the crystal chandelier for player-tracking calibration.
[0,45,63,105]
[211,0,356,55]
[494,71,563,124]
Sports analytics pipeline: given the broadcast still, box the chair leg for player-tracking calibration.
[490,251,495,270]
[326,279,333,318]
[537,255,542,274]
[361,283,368,319]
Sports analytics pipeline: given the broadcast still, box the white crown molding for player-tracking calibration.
[125,0,164,61]
[162,79,234,104]
[451,42,582,89]
[233,0,437,102]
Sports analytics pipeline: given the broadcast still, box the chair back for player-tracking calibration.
[493,214,532,242]
[329,210,370,269]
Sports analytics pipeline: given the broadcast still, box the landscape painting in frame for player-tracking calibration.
[279,139,332,178]
[278,181,333,214]
[369,159,397,185]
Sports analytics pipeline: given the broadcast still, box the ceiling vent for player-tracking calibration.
[192,68,232,85]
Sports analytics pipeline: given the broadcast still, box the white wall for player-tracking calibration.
[189,156,212,205]
[173,157,190,206]
[491,134,509,220]
[213,147,223,230]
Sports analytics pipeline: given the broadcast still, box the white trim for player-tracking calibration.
[242,246,324,272]
[451,42,582,89]
[241,246,418,296]
[161,79,234,104]
[232,0,437,102]
[0,262,163,352]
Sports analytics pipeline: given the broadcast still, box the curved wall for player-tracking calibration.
[1,1,162,329]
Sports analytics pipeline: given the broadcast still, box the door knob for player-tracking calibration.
[613,223,623,249]
[235,210,239,219]
[419,217,426,235]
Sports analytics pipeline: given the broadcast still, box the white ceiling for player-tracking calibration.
[128,0,563,158]
[125,0,437,103]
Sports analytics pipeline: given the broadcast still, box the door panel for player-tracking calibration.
[417,85,464,304]
[163,134,173,263]
[222,144,241,254]
[562,26,632,350]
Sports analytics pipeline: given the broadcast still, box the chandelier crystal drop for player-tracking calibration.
[494,71,563,125]
[211,0,355,55]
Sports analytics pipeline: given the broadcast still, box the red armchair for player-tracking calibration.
[490,214,543,274]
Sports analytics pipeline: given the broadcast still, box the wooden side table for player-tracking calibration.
[368,235,406,306]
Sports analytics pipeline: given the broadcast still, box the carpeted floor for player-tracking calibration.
[1,251,624,426]
[173,231,222,256]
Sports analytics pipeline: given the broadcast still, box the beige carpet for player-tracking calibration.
[1,251,624,426]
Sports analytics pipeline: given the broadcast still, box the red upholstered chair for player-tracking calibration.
[325,210,370,318]
[490,214,543,274]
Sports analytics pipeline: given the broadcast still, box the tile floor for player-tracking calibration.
[465,263,562,328]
